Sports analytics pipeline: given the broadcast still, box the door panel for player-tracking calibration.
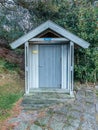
[39,45,61,88]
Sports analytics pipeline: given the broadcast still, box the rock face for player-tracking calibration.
[0,1,37,69]
[0,1,31,69]
[0,0,33,33]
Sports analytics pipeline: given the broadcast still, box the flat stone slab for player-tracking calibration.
[95,86,98,90]
[30,124,42,130]
[22,91,74,110]
[6,87,98,130]
[14,122,28,130]
[50,119,65,130]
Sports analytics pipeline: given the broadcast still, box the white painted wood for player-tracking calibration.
[68,41,74,95]
[61,44,68,89]
[67,43,70,91]
[25,42,29,94]
[29,38,69,42]
[29,38,69,44]
[29,41,68,44]
[10,21,49,49]
[61,45,63,89]
[29,46,33,89]
[48,21,90,48]
[31,45,39,88]
[70,41,74,95]
[10,20,90,49]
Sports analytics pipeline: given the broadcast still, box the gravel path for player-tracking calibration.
[2,86,98,130]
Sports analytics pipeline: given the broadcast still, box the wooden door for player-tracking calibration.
[39,45,61,88]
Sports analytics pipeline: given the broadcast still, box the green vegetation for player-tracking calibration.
[0,58,19,73]
[0,58,24,120]
[31,0,98,83]
[0,0,97,83]
[0,93,21,120]
[0,93,21,109]
[0,15,24,43]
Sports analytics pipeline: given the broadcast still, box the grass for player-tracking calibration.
[0,58,24,120]
[0,93,21,109]
[0,94,21,120]
[0,83,24,120]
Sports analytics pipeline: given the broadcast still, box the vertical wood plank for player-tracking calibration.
[25,42,29,94]
[39,45,61,88]
[29,45,33,89]
[70,41,74,96]
[32,45,39,88]
[67,43,70,91]
[61,44,68,89]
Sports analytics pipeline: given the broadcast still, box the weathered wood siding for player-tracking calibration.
[39,45,61,88]
[29,43,68,91]
[25,42,29,94]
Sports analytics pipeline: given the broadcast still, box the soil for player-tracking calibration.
[0,98,23,130]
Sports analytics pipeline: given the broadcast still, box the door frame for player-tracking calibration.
[29,43,68,90]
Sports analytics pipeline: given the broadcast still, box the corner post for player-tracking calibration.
[25,42,29,94]
[70,41,74,97]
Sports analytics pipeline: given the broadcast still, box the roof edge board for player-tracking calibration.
[10,21,50,49]
[10,20,90,49]
[48,21,90,48]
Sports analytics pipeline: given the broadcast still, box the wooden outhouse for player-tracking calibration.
[10,20,90,95]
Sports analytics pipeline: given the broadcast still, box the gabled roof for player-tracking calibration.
[10,20,90,49]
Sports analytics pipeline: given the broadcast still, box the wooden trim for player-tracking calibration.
[10,20,90,49]
[61,45,63,89]
[29,38,69,42]
[32,45,39,88]
[29,38,69,44]
[61,45,68,89]
[67,44,70,91]
[10,21,49,49]
[29,46,33,89]
[25,42,29,94]
[30,42,69,45]
[70,41,74,96]
[48,21,90,48]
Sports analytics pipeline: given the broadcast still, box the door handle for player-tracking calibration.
[39,65,43,67]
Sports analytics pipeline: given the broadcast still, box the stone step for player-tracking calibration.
[22,99,69,106]
[22,104,51,110]
[29,88,69,93]
[22,99,62,110]
[22,91,74,110]
[24,92,71,99]
[23,104,51,110]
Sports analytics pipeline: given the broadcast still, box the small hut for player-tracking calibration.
[10,20,90,95]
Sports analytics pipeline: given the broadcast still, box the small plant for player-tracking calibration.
[0,58,19,73]
[4,61,18,71]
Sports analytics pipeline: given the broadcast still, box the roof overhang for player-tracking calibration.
[29,38,69,44]
[10,20,90,49]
